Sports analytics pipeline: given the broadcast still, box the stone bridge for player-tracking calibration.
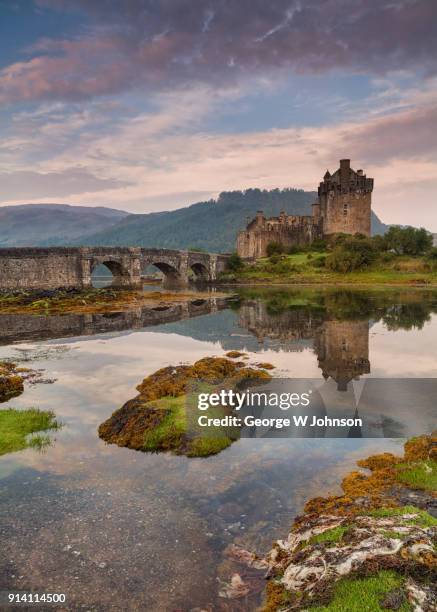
[0,247,230,291]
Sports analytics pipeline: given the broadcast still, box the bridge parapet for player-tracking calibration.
[0,247,229,291]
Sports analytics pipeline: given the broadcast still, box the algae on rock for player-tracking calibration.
[0,361,25,402]
[98,356,272,458]
[220,433,436,610]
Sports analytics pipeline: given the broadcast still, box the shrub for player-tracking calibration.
[312,256,326,268]
[266,260,298,275]
[266,242,284,257]
[379,251,396,263]
[330,233,349,248]
[371,234,387,252]
[226,252,244,271]
[326,236,377,272]
[310,239,327,252]
[426,247,437,261]
[424,248,437,270]
[269,253,281,264]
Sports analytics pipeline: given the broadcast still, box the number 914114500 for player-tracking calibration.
[7,593,66,604]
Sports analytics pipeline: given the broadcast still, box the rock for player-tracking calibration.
[218,573,250,599]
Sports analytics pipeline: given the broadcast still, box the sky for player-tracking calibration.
[0,0,436,229]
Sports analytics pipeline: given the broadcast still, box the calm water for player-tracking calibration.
[0,287,436,611]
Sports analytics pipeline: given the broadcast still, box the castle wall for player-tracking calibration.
[322,190,371,236]
[237,216,322,259]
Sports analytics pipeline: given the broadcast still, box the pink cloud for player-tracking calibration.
[1,0,436,104]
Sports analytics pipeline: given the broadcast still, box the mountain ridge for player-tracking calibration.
[74,188,389,252]
[0,190,389,251]
[0,203,130,247]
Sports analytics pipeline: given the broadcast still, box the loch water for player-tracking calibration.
[0,287,436,611]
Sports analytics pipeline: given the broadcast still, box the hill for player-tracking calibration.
[76,189,389,252]
[0,204,130,247]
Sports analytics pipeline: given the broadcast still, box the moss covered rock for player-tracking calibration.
[99,356,272,458]
[220,434,437,610]
[0,361,25,402]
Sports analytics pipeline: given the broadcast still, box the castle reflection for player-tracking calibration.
[235,289,437,439]
[238,300,370,390]
[236,288,437,391]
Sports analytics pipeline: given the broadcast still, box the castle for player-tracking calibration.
[237,159,374,259]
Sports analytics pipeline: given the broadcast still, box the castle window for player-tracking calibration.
[343,203,348,216]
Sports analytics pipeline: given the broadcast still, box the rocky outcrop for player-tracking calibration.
[0,361,24,402]
[98,356,272,457]
[221,434,436,610]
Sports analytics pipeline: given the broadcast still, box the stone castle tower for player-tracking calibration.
[313,159,373,237]
[237,159,373,259]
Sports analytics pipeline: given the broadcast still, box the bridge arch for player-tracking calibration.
[141,255,185,288]
[90,257,132,287]
[189,262,210,281]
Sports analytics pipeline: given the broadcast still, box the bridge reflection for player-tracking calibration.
[0,296,231,345]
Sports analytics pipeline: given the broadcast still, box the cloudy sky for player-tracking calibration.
[0,0,436,228]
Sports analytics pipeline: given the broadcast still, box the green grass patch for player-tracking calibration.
[308,525,350,546]
[310,570,411,611]
[396,460,437,491]
[225,251,437,286]
[0,408,60,456]
[367,505,437,528]
[142,396,187,451]
[142,395,239,457]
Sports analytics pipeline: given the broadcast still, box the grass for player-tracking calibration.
[396,460,437,491]
[222,251,437,286]
[307,526,350,547]
[142,396,187,451]
[309,570,411,611]
[141,395,239,457]
[366,505,437,528]
[0,408,60,456]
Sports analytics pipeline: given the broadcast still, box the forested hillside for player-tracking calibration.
[77,188,388,252]
[0,204,129,247]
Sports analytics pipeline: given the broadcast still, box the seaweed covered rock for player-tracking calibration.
[0,361,25,402]
[99,356,272,458]
[264,434,437,610]
[222,434,436,610]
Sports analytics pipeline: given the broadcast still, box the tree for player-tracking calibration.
[325,235,377,272]
[226,252,244,271]
[383,226,433,256]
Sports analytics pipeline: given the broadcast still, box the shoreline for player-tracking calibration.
[218,280,437,288]
[0,287,234,315]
